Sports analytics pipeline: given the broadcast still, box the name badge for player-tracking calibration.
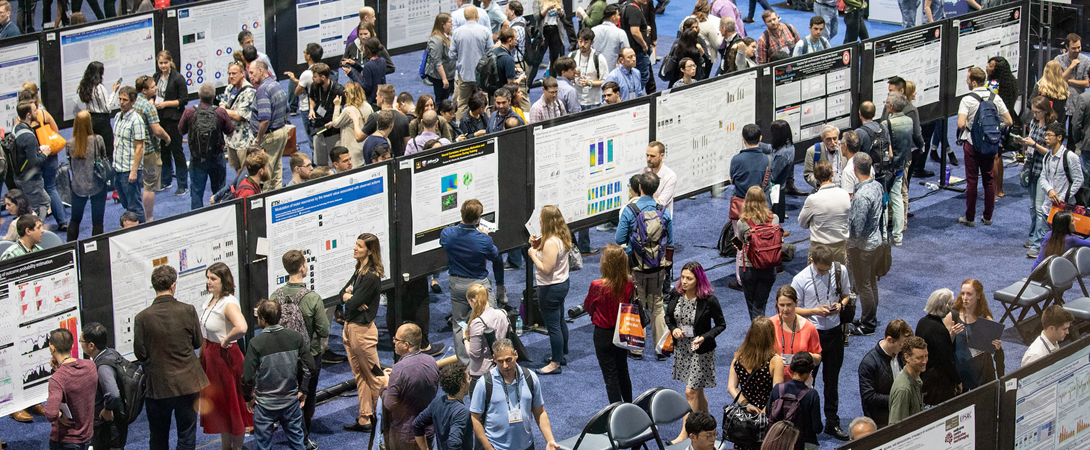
[316,106,327,117]
[781,353,794,366]
[508,408,523,423]
[681,325,694,337]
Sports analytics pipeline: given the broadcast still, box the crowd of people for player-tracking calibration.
[1,0,1089,449]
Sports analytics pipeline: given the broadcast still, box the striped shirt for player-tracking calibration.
[250,77,288,136]
[112,109,147,173]
[528,98,568,123]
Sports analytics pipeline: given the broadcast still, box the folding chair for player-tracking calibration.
[633,387,695,450]
[556,403,621,450]
[1061,247,1090,331]
[994,256,1054,324]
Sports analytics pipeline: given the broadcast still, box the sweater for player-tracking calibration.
[583,280,636,329]
[241,325,315,410]
[45,359,98,443]
[858,341,902,427]
[888,369,924,424]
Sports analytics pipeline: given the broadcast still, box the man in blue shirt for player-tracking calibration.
[729,124,771,200]
[552,57,582,117]
[487,88,524,134]
[604,48,643,101]
[470,339,559,450]
[440,199,505,364]
[615,172,672,360]
[0,1,19,39]
[414,362,473,450]
[450,6,494,119]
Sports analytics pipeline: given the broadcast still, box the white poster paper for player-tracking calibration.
[0,41,41,130]
[1014,343,1090,450]
[773,48,854,143]
[60,14,156,122]
[387,0,443,49]
[874,405,976,450]
[109,208,240,358]
[656,71,757,197]
[409,139,499,255]
[534,104,650,222]
[296,0,357,64]
[871,23,943,108]
[0,250,81,417]
[955,6,1021,97]
[177,0,266,94]
[265,166,391,297]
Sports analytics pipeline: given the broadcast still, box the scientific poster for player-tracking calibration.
[955,6,1021,97]
[873,405,976,450]
[0,41,41,130]
[109,208,240,358]
[409,139,499,255]
[773,48,854,143]
[296,0,357,64]
[60,14,156,122]
[870,23,943,108]
[386,0,443,49]
[0,249,81,417]
[265,166,391,297]
[176,0,266,93]
[1014,344,1090,450]
[656,71,757,197]
[534,104,650,223]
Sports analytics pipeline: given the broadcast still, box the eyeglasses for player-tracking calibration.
[1045,133,1058,138]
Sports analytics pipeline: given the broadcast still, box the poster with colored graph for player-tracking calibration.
[871,404,976,450]
[1014,342,1090,450]
[176,0,267,94]
[409,139,499,255]
[0,249,81,417]
[656,71,757,197]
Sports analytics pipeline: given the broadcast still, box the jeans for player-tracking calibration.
[115,172,146,222]
[923,119,950,151]
[813,3,838,39]
[252,401,306,450]
[93,417,129,450]
[889,174,904,243]
[301,115,315,158]
[815,327,844,428]
[159,119,187,189]
[68,189,106,241]
[740,267,776,321]
[844,9,869,42]
[538,279,571,363]
[746,0,771,19]
[899,0,920,28]
[593,326,632,403]
[848,246,879,332]
[287,80,300,112]
[963,143,995,221]
[42,155,68,226]
[303,359,322,439]
[1027,178,1040,242]
[506,248,524,269]
[636,52,651,95]
[575,229,591,253]
[632,269,665,355]
[146,392,199,450]
[189,157,226,210]
[429,76,452,101]
[1032,183,1054,249]
[49,441,90,450]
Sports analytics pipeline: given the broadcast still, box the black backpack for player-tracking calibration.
[475,49,505,95]
[212,173,259,203]
[479,365,536,429]
[859,121,896,193]
[188,105,222,161]
[97,352,148,425]
[1,126,32,178]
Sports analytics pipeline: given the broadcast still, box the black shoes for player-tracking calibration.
[742,17,755,23]
[947,151,959,166]
[728,280,742,291]
[423,343,446,357]
[826,426,850,441]
[343,421,373,432]
[321,349,348,364]
[848,323,875,336]
[912,170,935,178]
[654,0,669,14]
[784,185,809,196]
[174,188,188,196]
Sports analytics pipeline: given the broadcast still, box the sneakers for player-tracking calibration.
[174,188,189,196]
[983,219,992,226]
[581,247,602,257]
[1027,248,1040,259]
[305,439,319,450]
[596,224,617,232]
[957,216,975,227]
[322,349,348,364]
[1024,240,1034,248]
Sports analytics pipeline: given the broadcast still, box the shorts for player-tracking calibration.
[227,145,249,171]
[142,152,162,192]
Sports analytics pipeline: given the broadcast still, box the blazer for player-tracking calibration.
[858,341,904,427]
[915,314,960,406]
[664,292,725,354]
[340,270,381,325]
[133,295,210,399]
[154,70,188,122]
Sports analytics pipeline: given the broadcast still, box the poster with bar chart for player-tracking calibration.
[954,5,1021,97]
[0,249,81,417]
[59,14,156,122]
[1014,343,1090,450]
[656,71,757,197]
[773,48,854,143]
[534,104,650,223]
[870,23,943,109]
[409,139,499,255]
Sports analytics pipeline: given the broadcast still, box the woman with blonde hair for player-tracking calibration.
[64,111,107,241]
[528,205,573,375]
[583,244,635,403]
[727,316,785,450]
[426,13,455,100]
[330,82,373,167]
[340,233,386,432]
[948,279,1004,390]
[464,282,510,383]
[735,185,779,320]
[682,0,722,63]
[1035,60,1069,118]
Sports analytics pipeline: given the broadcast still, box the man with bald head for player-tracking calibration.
[450,5,494,119]
[452,0,492,30]
[344,7,377,45]
[406,111,451,155]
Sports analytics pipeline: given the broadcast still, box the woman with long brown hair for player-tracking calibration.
[340,233,386,432]
[736,185,778,320]
[64,111,107,241]
[947,279,1004,390]
[198,262,251,449]
[1020,97,1059,258]
[465,283,510,382]
[583,244,635,403]
[426,13,455,100]
[153,50,189,195]
[330,82,372,167]
[528,205,573,375]
[727,316,785,450]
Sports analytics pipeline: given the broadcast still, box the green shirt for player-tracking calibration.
[843,0,866,11]
[584,0,608,28]
[888,368,923,424]
[276,282,330,357]
[0,241,42,260]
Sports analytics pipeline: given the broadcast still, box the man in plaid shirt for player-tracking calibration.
[756,10,799,64]
[112,86,147,223]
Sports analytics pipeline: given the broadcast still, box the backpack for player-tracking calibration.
[212,173,259,203]
[187,105,222,161]
[968,92,1003,155]
[97,352,148,425]
[761,25,799,61]
[475,49,505,95]
[272,286,313,350]
[479,366,536,429]
[1059,148,1090,206]
[768,383,812,430]
[568,48,601,79]
[419,47,430,81]
[626,203,668,271]
[717,220,737,258]
[743,218,783,270]
[1,126,32,177]
[858,122,896,193]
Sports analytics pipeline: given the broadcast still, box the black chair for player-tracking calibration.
[556,403,621,450]
[1062,247,1090,330]
[994,256,1054,324]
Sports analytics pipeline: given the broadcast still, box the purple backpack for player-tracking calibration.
[768,383,812,429]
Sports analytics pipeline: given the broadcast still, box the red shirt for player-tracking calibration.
[583,279,636,329]
[236,176,262,199]
[45,359,97,443]
[770,314,822,380]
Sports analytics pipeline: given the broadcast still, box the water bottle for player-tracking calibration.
[945,166,952,185]
[924,182,940,191]
[516,315,524,336]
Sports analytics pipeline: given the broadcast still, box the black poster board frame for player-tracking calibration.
[997,334,1090,450]
[859,20,948,124]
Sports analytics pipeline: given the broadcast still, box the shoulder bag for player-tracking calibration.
[723,366,769,448]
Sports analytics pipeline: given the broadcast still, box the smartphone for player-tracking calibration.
[116,77,123,85]
[1009,133,1024,141]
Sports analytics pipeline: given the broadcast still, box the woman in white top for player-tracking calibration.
[198,262,251,449]
[681,0,722,63]
[74,61,120,153]
[464,283,510,381]
[330,82,373,167]
[528,205,572,375]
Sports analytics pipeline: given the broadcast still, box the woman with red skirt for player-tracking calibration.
[199,262,252,449]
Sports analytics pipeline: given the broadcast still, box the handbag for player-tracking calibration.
[567,244,583,271]
[722,369,769,448]
[613,302,646,350]
[729,155,772,221]
[875,227,892,280]
[33,111,66,155]
[92,136,116,188]
[282,125,298,157]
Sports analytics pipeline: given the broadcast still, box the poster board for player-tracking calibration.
[952,4,1023,98]
[262,163,394,299]
[107,204,242,358]
[655,69,758,198]
[772,46,856,147]
[0,246,81,417]
[1000,336,1090,450]
[295,0,358,65]
[385,0,447,51]
[0,37,42,130]
[533,100,651,230]
[864,22,945,122]
[407,138,500,255]
[58,13,158,123]
[174,0,267,93]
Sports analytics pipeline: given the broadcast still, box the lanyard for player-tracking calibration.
[810,266,833,307]
[577,51,595,78]
[503,371,522,409]
[779,314,797,354]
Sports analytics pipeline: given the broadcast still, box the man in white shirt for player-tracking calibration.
[956,66,1012,228]
[1022,305,1073,367]
[591,4,629,72]
[645,141,676,214]
[840,130,860,197]
[283,43,321,152]
[799,160,850,266]
[568,28,609,111]
[452,0,491,31]
[450,6,494,119]
[1026,123,1082,258]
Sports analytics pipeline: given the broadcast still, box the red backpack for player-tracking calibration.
[744,217,783,270]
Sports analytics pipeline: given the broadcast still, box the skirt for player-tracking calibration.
[199,339,253,435]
